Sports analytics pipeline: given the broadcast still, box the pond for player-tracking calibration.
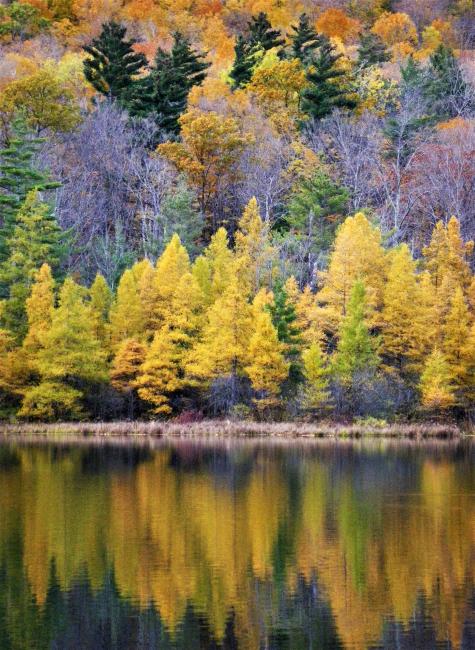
[0,438,473,649]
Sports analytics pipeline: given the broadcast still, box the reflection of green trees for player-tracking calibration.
[0,442,473,649]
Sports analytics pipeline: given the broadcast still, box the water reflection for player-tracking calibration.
[0,439,473,649]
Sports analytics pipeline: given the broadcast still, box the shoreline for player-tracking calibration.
[0,420,471,440]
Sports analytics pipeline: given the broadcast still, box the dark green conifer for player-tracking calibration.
[0,121,59,268]
[229,35,256,89]
[289,13,322,64]
[356,33,390,69]
[248,12,284,52]
[83,21,147,102]
[129,32,209,135]
[301,36,357,121]
[267,281,302,383]
[0,190,64,340]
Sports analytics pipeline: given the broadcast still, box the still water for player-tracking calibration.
[0,439,473,649]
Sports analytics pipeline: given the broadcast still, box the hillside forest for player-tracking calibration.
[0,0,474,422]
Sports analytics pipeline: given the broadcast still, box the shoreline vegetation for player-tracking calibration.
[0,420,471,440]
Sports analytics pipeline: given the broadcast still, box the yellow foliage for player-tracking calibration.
[371,12,418,47]
[245,310,288,407]
[419,348,455,411]
[318,212,387,331]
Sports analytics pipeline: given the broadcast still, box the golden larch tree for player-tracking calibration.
[245,310,289,410]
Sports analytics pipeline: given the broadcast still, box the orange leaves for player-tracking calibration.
[316,8,361,44]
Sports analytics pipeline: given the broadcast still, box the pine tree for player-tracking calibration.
[83,21,147,102]
[229,35,256,89]
[89,274,112,349]
[301,342,330,412]
[0,121,59,267]
[424,44,473,119]
[356,33,390,69]
[332,280,379,384]
[136,327,181,415]
[111,338,146,417]
[23,263,54,356]
[419,348,455,412]
[130,32,209,134]
[245,310,289,410]
[19,278,107,419]
[248,12,285,52]
[0,190,63,340]
[289,13,322,64]
[267,281,302,383]
[301,36,357,121]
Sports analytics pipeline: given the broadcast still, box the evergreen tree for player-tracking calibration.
[0,121,59,267]
[245,310,289,410]
[248,12,285,52]
[0,190,63,340]
[425,44,473,119]
[332,280,379,384]
[267,281,302,382]
[301,36,357,121]
[130,32,209,134]
[229,35,257,90]
[289,13,322,64]
[284,169,349,261]
[356,33,390,69]
[301,342,330,412]
[83,21,147,102]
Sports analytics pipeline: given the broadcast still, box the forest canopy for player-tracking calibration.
[0,0,474,421]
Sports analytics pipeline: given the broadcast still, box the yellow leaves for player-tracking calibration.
[245,309,288,406]
[157,109,252,214]
[318,212,387,331]
[372,12,418,48]
[248,56,306,120]
[235,197,275,296]
[419,348,455,411]
[0,67,81,133]
[136,327,182,415]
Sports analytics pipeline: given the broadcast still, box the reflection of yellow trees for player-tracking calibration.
[2,446,473,648]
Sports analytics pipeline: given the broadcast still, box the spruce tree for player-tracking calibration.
[356,33,390,69]
[83,21,147,102]
[129,32,209,134]
[424,44,473,119]
[0,190,63,340]
[248,12,284,52]
[229,35,256,89]
[289,13,322,64]
[301,36,357,121]
[0,121,59,266]
[332,280,379,384]
[267,281,302,383]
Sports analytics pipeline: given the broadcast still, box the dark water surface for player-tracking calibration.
[0,438,473,649]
